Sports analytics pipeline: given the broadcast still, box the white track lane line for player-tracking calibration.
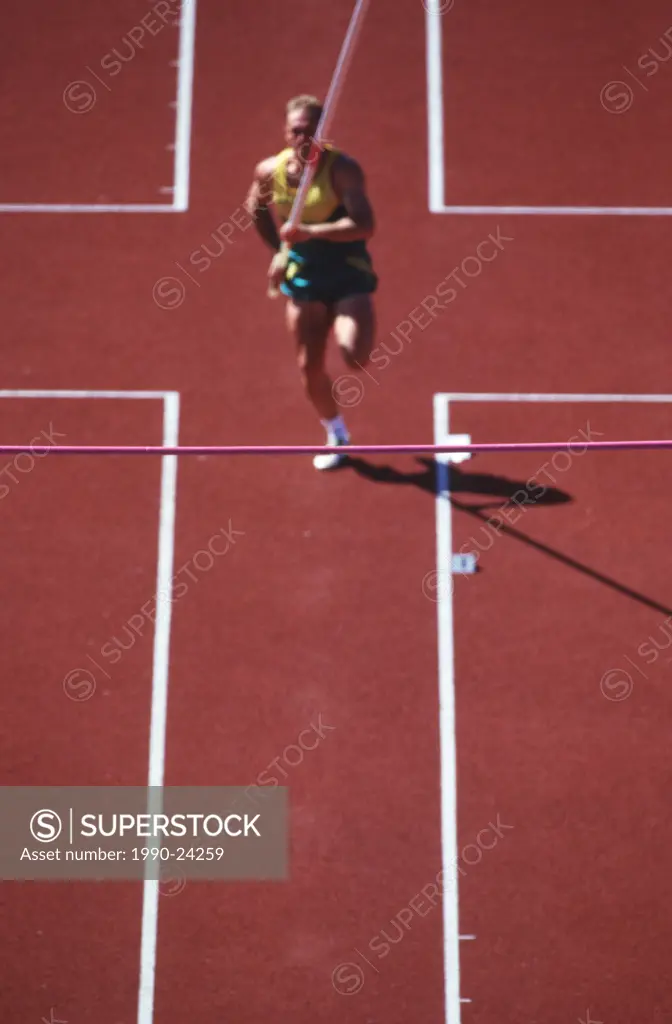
[0,390,175,400]
[433,393,462,1024]
[0,205,176,214]
[437,205,672,216]
[137,391,180,1024]
[171,0,198,211]
[433,393,672,403]
[2,8,197,217]
[424,10,672,217]
[425,2,445,213]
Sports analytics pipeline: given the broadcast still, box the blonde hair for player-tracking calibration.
[286,94,323,119]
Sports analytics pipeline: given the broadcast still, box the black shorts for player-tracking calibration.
[280,250,378,305]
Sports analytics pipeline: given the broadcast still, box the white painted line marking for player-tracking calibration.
[172,0,198,212]
[0,387,181,1024]
[0,390,175,400]
[425,14,672,216]
[432,388,672,1024]
[433,393,462,1024]
[3,6,196,215]
[433,393,672,403]
[437,205,672,216]
[137,392,180,1024]
[0,204,176,214]
[425,2,445,213]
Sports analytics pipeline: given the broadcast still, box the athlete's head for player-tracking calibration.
[284,94,323,161]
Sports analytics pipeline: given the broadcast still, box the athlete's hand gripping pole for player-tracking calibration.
[267,0,370,298]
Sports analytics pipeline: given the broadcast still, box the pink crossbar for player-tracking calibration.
[0,441,671,456]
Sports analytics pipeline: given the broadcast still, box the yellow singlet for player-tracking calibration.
[271,145,344,225]
[270,144,376,300]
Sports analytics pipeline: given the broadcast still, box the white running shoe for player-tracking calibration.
[313,434,350,471]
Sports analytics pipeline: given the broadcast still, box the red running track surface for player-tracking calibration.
[2,1,672,1023]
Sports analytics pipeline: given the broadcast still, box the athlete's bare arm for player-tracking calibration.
[246,157,282,252]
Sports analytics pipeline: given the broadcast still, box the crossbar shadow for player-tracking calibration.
[345,456,672,618]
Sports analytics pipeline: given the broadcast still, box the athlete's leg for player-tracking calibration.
[331,293,376,369]
[285,298,337,419]
[285,297,353,470]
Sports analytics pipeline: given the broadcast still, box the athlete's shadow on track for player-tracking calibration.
[344,456,572,505]
[346,456,672,617]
